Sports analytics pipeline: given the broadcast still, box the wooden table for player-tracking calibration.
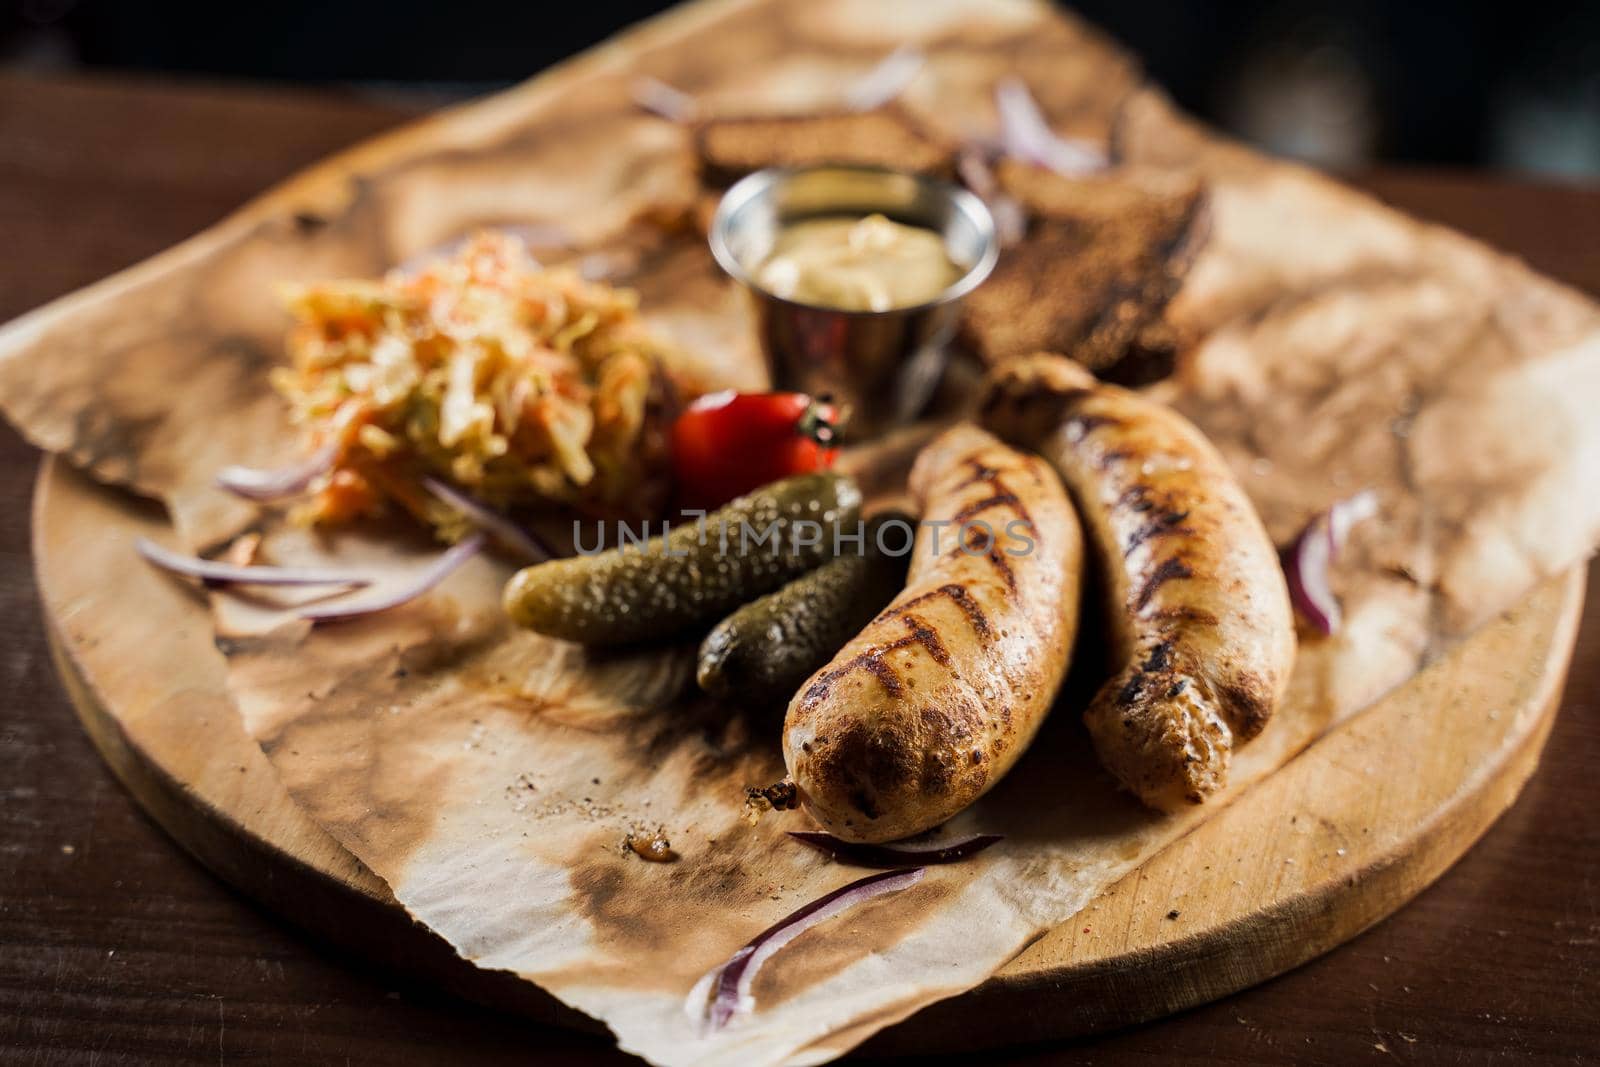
[1,73,1597,1064]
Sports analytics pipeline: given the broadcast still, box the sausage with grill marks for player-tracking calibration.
[782,424,1082,843]
[979,353,1295,810]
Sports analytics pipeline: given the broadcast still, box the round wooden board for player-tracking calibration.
[33,455,1585,1054]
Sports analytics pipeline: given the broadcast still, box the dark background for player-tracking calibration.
[3,0,1598,178]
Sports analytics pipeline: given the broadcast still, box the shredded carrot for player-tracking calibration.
[273,231,672,530]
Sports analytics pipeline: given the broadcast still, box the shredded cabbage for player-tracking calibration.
[270,231,671,528]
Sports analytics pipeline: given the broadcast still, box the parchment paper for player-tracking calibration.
[3,1,1600,1064]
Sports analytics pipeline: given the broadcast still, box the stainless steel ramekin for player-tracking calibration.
[708,165,998,435]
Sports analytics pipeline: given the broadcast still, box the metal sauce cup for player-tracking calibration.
[709,166,998,436]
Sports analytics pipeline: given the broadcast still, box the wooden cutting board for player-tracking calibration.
[33,455,1583,1052]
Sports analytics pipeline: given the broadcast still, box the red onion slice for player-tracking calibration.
[688,867,925,1031]
[1327,488,1379,548]
[216,402,367,501]
[956,146,999,198]
[988,193,1028,246]
[787,830,1001,867]
[216,439,338,501]
[298,531,487,624]
[1286,515,1340,634]
[1283,489,1379,635]
[136,537,373,588]
[844,46,925,111]
[632,76,696,123]
[422,477,549,562]
[995,76,1107,176]
[956,145,1028,247]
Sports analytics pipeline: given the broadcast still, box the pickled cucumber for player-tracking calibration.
[503,472,861,645]
[696,511,911,706]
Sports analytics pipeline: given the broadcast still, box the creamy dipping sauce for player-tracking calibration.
[755,213,962,312]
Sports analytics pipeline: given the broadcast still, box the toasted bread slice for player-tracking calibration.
[963,163,1208,378]
[693,108,953,186]
[995,160,1202,225]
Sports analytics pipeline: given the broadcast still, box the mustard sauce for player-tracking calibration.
[756,213,961,311]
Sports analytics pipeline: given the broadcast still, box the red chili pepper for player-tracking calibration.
[670,391,839,510]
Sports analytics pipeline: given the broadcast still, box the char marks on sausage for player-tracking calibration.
[980,353,1295,811]
[783,424,1083,843]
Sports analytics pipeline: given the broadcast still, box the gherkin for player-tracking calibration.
[696,511,911,708]
[503,472,861,645]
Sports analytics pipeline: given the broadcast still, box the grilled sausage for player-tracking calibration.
[783,425,1082,843]
[979,353,1295,810]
